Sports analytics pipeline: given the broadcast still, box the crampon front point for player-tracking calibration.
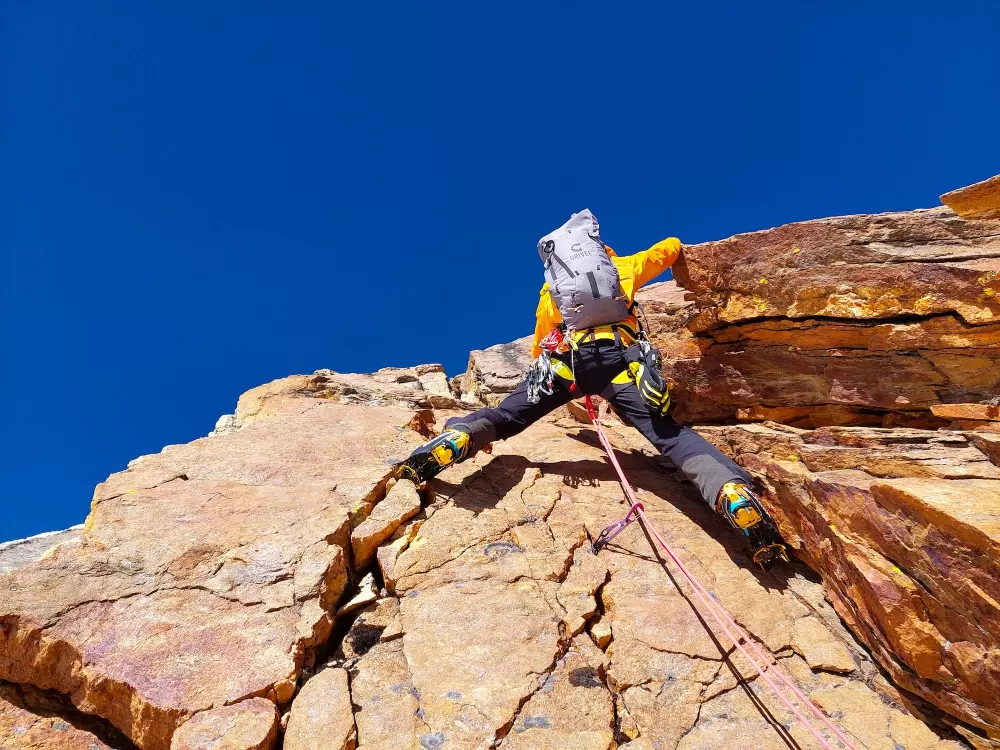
[717,482,789,569]
[395,428,472,484]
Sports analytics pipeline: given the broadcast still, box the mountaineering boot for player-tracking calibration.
[715,482,789,568]
[396,427,473,483]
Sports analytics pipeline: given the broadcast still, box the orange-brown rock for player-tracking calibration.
[674,207,1000,325]
[942,174,1000,220]
[0,682,132,749]
[2,385,977,749]
[352,479,422,569]
[283,667,356,750]
[932,403,1000,422]
[702,420,1000,742]
[667,207,1000,425]
[333,412,963,749]
[0,387,429,749]
[499,636,614,749]
[169,699,278,750]
[214,365,457,435]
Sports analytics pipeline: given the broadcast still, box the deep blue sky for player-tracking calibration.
[3,2,999,541]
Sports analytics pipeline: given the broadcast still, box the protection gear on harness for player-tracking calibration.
[526,352,578,405]
[526,351,557,405]
[624,340,670,415]
[537,210,630,333]
[715,482,789,568]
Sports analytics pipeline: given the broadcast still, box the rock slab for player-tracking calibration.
[703,421,1000,742]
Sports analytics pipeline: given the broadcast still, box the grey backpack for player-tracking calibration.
[537,209,630,332]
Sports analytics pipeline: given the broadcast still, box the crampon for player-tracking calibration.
[394,428,472,484]
[717,482,790,568]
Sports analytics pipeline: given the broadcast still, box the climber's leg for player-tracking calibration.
[600,378,749,504]
[600,377,787,566]
[397,377,573,483]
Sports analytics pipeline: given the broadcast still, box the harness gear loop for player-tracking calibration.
[583,395,858,750]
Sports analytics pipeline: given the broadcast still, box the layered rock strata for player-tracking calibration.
[669,206,1000,426]
[699,421,1000,746]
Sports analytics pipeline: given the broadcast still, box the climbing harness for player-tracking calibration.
[584,395,859,750]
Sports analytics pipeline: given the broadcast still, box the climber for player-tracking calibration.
[398,210,787,567]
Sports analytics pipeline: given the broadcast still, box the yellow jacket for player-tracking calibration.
[532,237,682,358]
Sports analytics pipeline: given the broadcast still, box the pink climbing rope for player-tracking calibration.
[583,396,858,750]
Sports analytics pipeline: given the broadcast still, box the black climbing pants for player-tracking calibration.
[446,340,750,506]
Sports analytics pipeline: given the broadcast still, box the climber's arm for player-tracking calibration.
[532,284,562,359]
[629,237,682,290]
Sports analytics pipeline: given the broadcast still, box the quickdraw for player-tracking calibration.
[591,502,643,552]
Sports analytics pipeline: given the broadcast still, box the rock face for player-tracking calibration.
[2,368,974,750]
[0,385,429,750]
[212,365,462,435]
[4,197,1000,750]
[338,413,963,750]
[0,527,83,575]
[668,206,1000,426]
[699,422,1000,744]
